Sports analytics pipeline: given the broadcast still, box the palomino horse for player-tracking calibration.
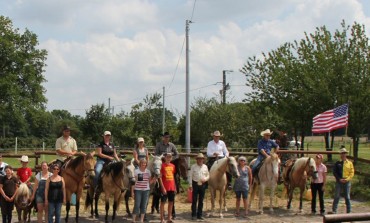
[249,153,280,214]
[62,152,96,223]
[15,183,32,223]
[284,157,318,212]
[93,160,132,223]
[208,156,240,218]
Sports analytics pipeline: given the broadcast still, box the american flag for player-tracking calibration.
[312,104,349,133]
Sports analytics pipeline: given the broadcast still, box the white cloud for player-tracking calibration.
[1,0,369,116]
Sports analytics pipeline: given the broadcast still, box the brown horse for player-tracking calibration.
[284,157,318,212]
[62,152,96,223]
[15,183,32,223]
[172,156,189,193]
[94,160,132,223]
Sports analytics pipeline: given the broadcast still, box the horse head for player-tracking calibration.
[175,156,188,181]
[306,157,318,179]
[269,153,280,177]
[227,156,240,178]
[83,152,96,179]
[149,155,162,177]
[15,183,31,209]
[125,158,136,185]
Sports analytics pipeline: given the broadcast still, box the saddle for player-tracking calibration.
[252,159,265,179]
[283,158,296,187]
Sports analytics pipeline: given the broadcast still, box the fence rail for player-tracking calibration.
[323,213,370,222]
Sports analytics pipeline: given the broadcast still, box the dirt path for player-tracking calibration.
[17,194,370,223]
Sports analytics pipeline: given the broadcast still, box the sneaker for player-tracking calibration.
[227,184,232,191]
[328,211,337,214]
[197,217,205,221]
[320,212,326,216]
[191,216,196,220]
[311,212,316,215]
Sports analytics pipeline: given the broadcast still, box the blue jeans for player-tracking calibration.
[133,190,150,215]
[252,158,262,172]
[332,181,351,213]
[48,202,62,223]
[94,159,105,186]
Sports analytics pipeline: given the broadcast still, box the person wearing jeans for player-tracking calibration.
[332,147,354,214]
[311,154,327,216]
[45,164,66,223]
[189,153,209,221]
[132,159,156,223]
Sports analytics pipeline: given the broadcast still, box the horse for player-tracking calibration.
[15,183,32,223]
[62,152,96,223]
[172,156,189,193]
[249,153,280,214]
[93,160,131,223]
[147,155,163,214]
[284,157,318,212]
[208,156,240,218]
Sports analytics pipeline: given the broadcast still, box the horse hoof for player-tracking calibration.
[220,214,223,218]
[269,208,274,213]
[224,207,228,212]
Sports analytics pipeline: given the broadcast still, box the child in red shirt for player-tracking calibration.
[17,155,32,187]
[159,153,176,223]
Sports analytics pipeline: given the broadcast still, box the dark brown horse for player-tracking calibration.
[15,183,32,223]
[284,157,318,212]
[62,152,96,223]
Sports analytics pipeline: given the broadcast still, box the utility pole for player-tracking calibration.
[162,86,165,134]
[108,98,111,115]
[185,20,191,156]
[222,70,233,104]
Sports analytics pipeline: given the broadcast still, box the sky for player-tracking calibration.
[1,0,370,117]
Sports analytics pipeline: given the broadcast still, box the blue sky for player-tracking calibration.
[1,0,369,117]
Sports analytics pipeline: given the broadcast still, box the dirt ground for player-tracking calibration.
[17,191,370,223]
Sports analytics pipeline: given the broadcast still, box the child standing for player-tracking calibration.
[0,165,19,223]
[159,153,176,223]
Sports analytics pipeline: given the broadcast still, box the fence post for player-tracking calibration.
[15,137,18,154]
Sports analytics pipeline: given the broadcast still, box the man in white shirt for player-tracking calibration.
[189,153,209,221]
[206,130,231,189]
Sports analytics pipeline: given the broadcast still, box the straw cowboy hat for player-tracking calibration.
[195,153,205,159]
[20,155,29,162]
[212,130,223,137]
[260,129,273,136]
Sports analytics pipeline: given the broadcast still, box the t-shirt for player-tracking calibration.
[161,163,176,191]
[134,168,151,191]
[17,167,32,183]
[0,175,18,197]
[313,163,327,184]
[55,136,78,161]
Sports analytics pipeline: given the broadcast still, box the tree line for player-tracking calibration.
[0,16,369,160]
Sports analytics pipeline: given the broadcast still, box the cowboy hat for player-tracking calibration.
[212,130,223,137]
[103,131,111,136]
[339,148,348,154]
[20,155,29,163]
[260,129,273,136]
[195,153,205,159]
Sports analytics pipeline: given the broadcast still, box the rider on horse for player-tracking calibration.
[94,131,120,187]
[55,125,78,169]
[251,129,280,178]
[206,130,231,190]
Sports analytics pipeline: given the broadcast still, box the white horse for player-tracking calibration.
[208,156,240,218]
[249,153,280,214]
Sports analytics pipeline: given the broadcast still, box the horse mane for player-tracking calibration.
[15,183,30,200]
[293,157,314,170]
[210,157,228,172]
[67,155,84,169]
[102,161,124,178]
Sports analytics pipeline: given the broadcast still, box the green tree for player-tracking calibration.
[80,104,111,143]
[0,16,48,137]
[241,21,370,161]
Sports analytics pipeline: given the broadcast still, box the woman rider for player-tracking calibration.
[94,131,120,186]
[133,137,149,168]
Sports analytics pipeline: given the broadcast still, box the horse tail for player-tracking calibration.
[85,188,93,210]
